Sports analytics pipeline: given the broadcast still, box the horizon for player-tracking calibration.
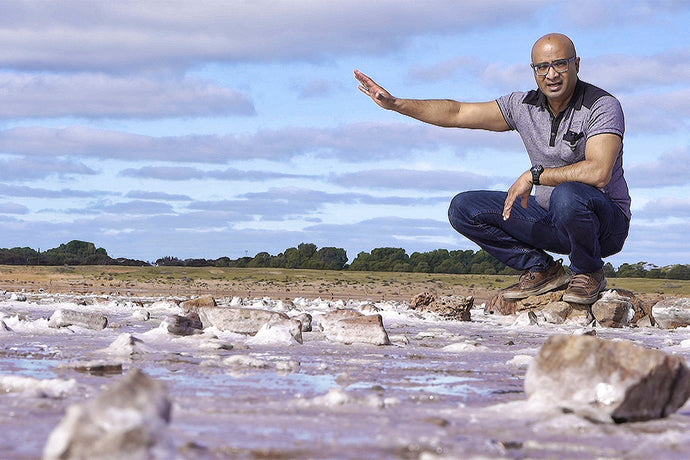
[0,1,688,268]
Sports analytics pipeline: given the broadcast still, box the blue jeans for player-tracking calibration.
[447,182,629,274]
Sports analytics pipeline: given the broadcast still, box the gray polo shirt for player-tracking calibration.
[496,79,631,219]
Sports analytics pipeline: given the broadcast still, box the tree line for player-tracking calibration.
[1,240,689,280]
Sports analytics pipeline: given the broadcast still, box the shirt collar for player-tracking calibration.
[523,79,584,111]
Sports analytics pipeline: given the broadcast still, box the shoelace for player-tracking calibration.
[569,273,595,290]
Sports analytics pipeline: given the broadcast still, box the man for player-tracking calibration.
[354,33,630,304]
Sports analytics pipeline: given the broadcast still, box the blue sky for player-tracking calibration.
[0,0,689,267]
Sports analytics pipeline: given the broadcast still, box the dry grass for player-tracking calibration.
[0,265,688,301]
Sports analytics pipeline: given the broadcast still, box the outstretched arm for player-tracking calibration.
[354,69,510,132]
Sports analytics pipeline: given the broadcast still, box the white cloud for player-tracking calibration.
[0,73,255,119]
[634,197,690,220]
[626,147,690,188]
[0,156,97,181]
[0,1,543,72]
[0,122,521,163]
[0,202,29,214]
[120,166,314,182]
[0,183,110,199]
[329,168,508,191]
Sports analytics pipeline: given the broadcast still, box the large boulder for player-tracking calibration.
[192,306,290,335]
[49,309,108,330]
[319,310,390,345]
[525,334,690,423]
[410,293,472,321]
[43,369,173,459]
[591,290,635,327]
[652,297,690,329]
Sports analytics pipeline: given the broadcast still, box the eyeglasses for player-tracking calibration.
[531,56,577,76]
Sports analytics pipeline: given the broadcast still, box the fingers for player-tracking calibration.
[354,69,375,95]
[502,196,514,221]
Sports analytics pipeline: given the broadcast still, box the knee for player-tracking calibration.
[448,191,475,228]
[549,182,590,222]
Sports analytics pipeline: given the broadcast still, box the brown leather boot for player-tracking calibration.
[562,269,607,304]
[501,259,571,300]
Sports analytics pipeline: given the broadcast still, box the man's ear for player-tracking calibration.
[575,57,580,74]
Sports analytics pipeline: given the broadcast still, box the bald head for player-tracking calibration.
[531,33,576,63]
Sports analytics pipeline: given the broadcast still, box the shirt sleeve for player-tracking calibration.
[495,92,524,131]
[586,95,625,139]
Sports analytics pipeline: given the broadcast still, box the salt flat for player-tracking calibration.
[2,291,690,459]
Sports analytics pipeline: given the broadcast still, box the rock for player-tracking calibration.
[181,294,217,310]
[485,292,518,315]
[565,304,594,326]
[541,301,572,324]
[162,312,204,336]
[652,297,690,329]
[61,360,124,375]
[0,319,12,332]
[10,292,27,301]
[247,318,303,345]
[43,369,173,459]
[607,288,648,323]
[525,334,690,423]
[132,309,150,321]
[591,290,635,327]
[320,310,390,345]
[291,312,313,332]
[48,309,108,330]
[516,291,564,311]
[194,306,290,335]
[419,296,473,321]
[102,333,150,356]
[410,292,435,310]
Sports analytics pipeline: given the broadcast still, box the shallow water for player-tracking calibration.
[2,292,690,459]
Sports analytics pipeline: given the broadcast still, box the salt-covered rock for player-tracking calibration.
[246,318,303,345]
[161,312,203,336]
[291,312,313,332]
[591,290,635,327]
[652,297,690,329]
[132,309,150,321]
[223,355,269,369]
[541,301,572,324]
[525,334,690,423]
[43,369,173,459]
[0,374,77,398]
[193,306,289,335]
[319,310,390,345]
[48,309,108,330]
[101,333,149,356]
[10,292,27,301]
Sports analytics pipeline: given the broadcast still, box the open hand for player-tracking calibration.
[503,171,534,220]
[354,69,396,110]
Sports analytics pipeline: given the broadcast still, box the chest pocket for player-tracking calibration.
[559,113,586,162]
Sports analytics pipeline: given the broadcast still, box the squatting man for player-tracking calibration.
[354,33,631,304]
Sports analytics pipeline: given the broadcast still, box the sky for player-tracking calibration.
[0,0,689,268]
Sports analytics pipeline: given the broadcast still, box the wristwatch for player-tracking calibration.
[530,165,544,185]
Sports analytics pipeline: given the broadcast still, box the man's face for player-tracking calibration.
[531,39,579,108]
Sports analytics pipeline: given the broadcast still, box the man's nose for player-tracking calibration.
[545,65,559,78]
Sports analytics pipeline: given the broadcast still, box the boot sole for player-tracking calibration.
[502,273,571,300]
